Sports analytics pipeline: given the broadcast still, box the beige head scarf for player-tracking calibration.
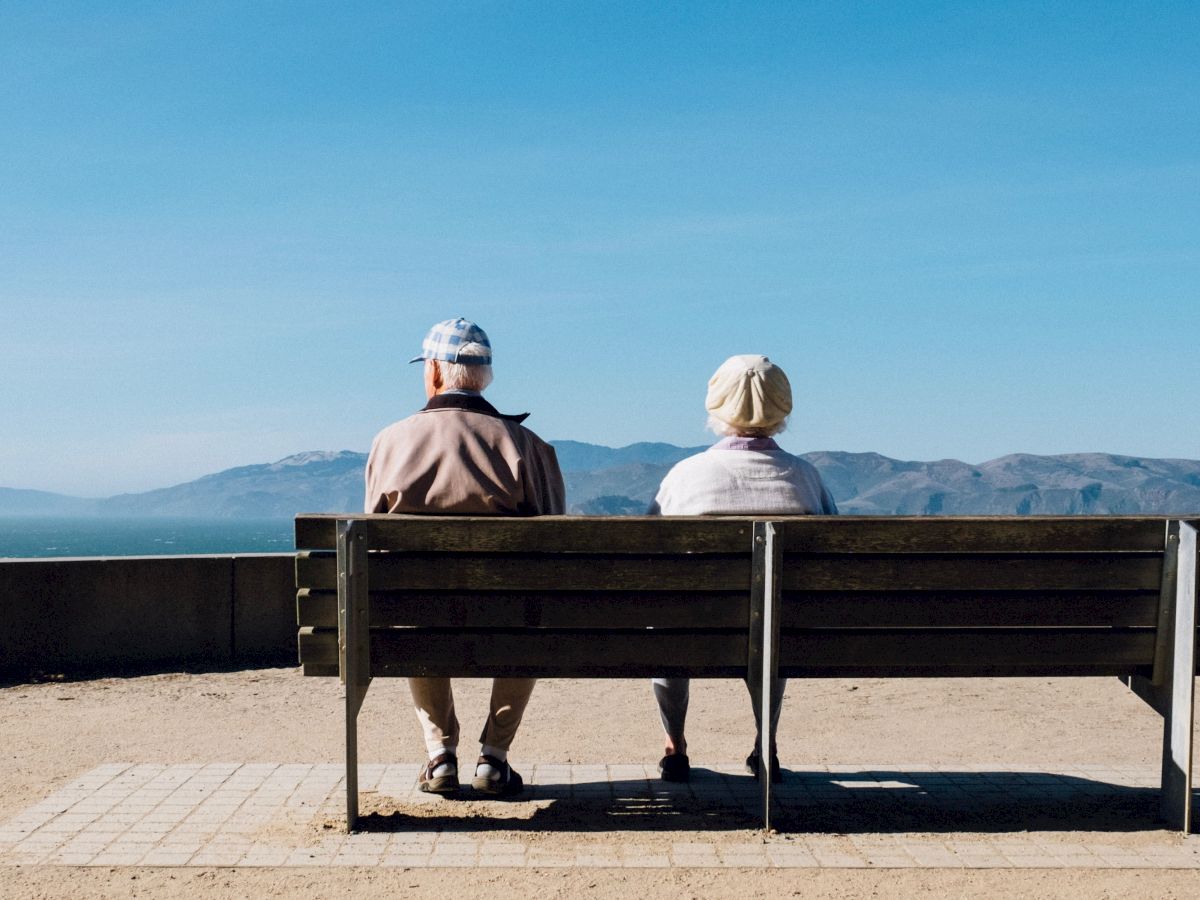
[705,355,792,432]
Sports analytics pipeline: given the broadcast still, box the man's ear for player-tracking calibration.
[429,360,444,390]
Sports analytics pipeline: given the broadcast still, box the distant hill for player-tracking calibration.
[551,440,708,473]
[100,451,366,518]
[808,450,1200,515]
[2,444,1199,518]
[0,487,97,516]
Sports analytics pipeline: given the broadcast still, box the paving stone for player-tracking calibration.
[241,848,292,866]
[46,852,98,865]
[525,850,576,867]
[576,853,624,866]
[478,855,527,867]
[621,854,672,867]
[285,851,334,865]
[141,850,197,865]
[382,853,434,866]
[1005,855,1069,868]
[718,854,772,868]
[811,851,866,867]
[1051,853,1110,868]
[429,855,478,867]
[862,856,920,868]
[89,852,147,866]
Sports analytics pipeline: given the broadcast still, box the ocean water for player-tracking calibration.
[0,517,296,558]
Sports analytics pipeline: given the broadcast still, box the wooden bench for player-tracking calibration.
[294,514,1198,834]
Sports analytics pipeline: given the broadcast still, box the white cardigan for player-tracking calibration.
[648,439,837,516]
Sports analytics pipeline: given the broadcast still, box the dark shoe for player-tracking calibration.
[745,750,782,784]
[657,753,691,783]
[418,751,460,794]
[472,755,524,797]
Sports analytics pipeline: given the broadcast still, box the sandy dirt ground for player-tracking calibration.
[2,669,1199,898]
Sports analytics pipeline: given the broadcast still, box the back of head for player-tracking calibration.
[705,354,792,437]
[440,358,493,392]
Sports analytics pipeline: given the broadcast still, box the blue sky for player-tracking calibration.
[2,1,1197,496]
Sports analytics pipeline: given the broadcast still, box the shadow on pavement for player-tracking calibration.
[345,768,1177,835]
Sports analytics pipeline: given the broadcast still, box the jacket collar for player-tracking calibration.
[421,392,530,423]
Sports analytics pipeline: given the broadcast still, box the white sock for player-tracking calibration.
[477,745,507,780]
[429,746,457,778]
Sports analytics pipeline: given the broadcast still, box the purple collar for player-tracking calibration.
[713,436,780,452]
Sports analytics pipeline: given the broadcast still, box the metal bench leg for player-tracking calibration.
[1124,520,1197,833]
[338,519,371,833]
[1161,521,1197,833]
[749,521,782,831]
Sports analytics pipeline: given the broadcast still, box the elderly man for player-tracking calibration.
[648,354,837,784]
[365,317,565,796]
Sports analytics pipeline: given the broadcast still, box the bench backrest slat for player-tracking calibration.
[295,514,753,553]
[772,517,1166,552]
[299,627,750,679]
[778,627,1158,677]
[296,551,751,592]
[779,590,1160,628]
[298,589,750,629]
[782,552,1162,592]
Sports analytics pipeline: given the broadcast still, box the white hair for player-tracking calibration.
[706,414,787,439]
[438,358,494,392]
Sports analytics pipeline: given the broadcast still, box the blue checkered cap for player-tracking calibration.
[409,317,492,366]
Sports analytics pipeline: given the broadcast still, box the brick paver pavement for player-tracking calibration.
[1,763,1196,868]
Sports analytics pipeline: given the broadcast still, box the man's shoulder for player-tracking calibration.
[511,420,555,450]
[371,411,428,442]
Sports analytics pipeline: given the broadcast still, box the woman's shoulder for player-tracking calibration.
[663,447,725,478]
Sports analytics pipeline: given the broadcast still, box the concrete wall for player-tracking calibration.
[0,554,295,679]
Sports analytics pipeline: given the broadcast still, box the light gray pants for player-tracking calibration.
[652,677,786,752]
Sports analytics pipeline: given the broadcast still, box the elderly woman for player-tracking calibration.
[648,354,837,783]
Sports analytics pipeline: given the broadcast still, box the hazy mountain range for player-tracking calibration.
[2,442,1199,518]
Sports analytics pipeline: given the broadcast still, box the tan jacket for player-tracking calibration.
[364,393,565,516]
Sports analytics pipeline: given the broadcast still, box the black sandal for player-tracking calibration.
[745,749,782,783]
[657,753,691,782]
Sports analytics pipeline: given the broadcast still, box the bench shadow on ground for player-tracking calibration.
[346,768,1179,835]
